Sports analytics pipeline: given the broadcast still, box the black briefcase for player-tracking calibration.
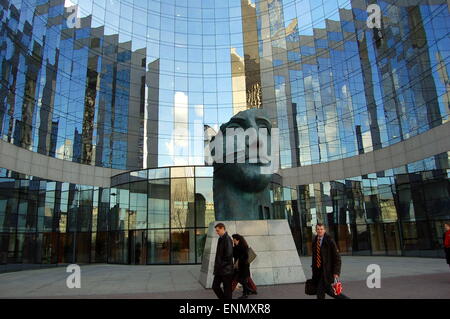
[305,279,317,295]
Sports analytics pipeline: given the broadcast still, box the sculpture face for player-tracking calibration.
[213,108,272,192]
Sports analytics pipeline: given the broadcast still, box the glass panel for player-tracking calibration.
[22,233,38,263]
[302,226,314,256]
[148,168,170,180]
[369,224,386,255]
[194,178,215,228]
[171,167,195,178]
[171,228,195,264]
[148,179,170,229]
[113,173,129,186]
[109,185,129,231]
[402,222,419,253]
[76,232,91,263]
[384,223,401,256]
[336,224,352,254]
[196,228,207,263]
[129,230,146,265]
[352,224,371,255]
[401,221,434,255]
[0,233,10,264]
[67,187,79,232]
[195,166,213,177]
[147,229,170,264]
[93,231,108,263]
[96,188,110,232]
[40,232,58,264]
[129,181,148,229]
[59,233,75,264]
[283,187,292,201]
[78,189,93,232]
[108,231,128,264]
[171,178,195,228]
[129,170,148,183]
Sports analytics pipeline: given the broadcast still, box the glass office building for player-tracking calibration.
[0,0,449,268]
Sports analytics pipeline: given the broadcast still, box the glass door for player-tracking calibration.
[384,223,401,256]
[128,230,146,265]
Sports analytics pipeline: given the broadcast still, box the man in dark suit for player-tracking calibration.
[212,223,234,299]
[312,223,350,299]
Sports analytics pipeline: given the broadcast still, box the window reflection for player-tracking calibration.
[171,228,195,264]
[147,229,169,264]
[148,179,170,229]
[170,178,195,229]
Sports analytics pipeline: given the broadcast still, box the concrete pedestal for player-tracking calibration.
[199,219,306,288]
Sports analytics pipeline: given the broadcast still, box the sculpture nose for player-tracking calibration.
[245,133,257,163]
[244,128,270,164]
[247,133,258,149]
[257,130,271,164]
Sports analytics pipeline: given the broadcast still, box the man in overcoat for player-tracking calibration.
[212,223,234,299]
[312,223,350,299]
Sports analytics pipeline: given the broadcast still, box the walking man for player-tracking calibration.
[212,223,234,299]
[312,223,350,299]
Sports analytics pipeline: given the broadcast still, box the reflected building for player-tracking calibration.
[0,0,449,268]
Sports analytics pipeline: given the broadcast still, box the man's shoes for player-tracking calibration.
[238,294,248,299]
[248,290,257,295]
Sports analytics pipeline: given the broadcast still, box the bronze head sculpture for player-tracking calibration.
[211,108,275,220]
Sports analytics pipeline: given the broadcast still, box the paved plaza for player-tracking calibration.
[0,256,449,299]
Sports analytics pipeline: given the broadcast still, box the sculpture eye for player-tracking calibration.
[227,123,241,129]
[256,119,271,131]
[226,119,245,129]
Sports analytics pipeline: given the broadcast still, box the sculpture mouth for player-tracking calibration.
[219,151,272,166]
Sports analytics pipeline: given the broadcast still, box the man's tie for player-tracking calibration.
[316,238,321,268]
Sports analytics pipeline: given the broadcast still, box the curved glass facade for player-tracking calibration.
[0,0,449,268]
[1,0,448,169]
[0,166,297,267]
[299,152,450,256]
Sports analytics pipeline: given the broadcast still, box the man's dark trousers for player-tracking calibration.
[212,231,234,299]
[212,274,233,299]
[315,267,349,299]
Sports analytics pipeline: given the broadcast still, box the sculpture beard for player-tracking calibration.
[214,162,271,192]
[213,160,273,221]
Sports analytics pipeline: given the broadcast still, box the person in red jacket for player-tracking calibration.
[444,222,450,268]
